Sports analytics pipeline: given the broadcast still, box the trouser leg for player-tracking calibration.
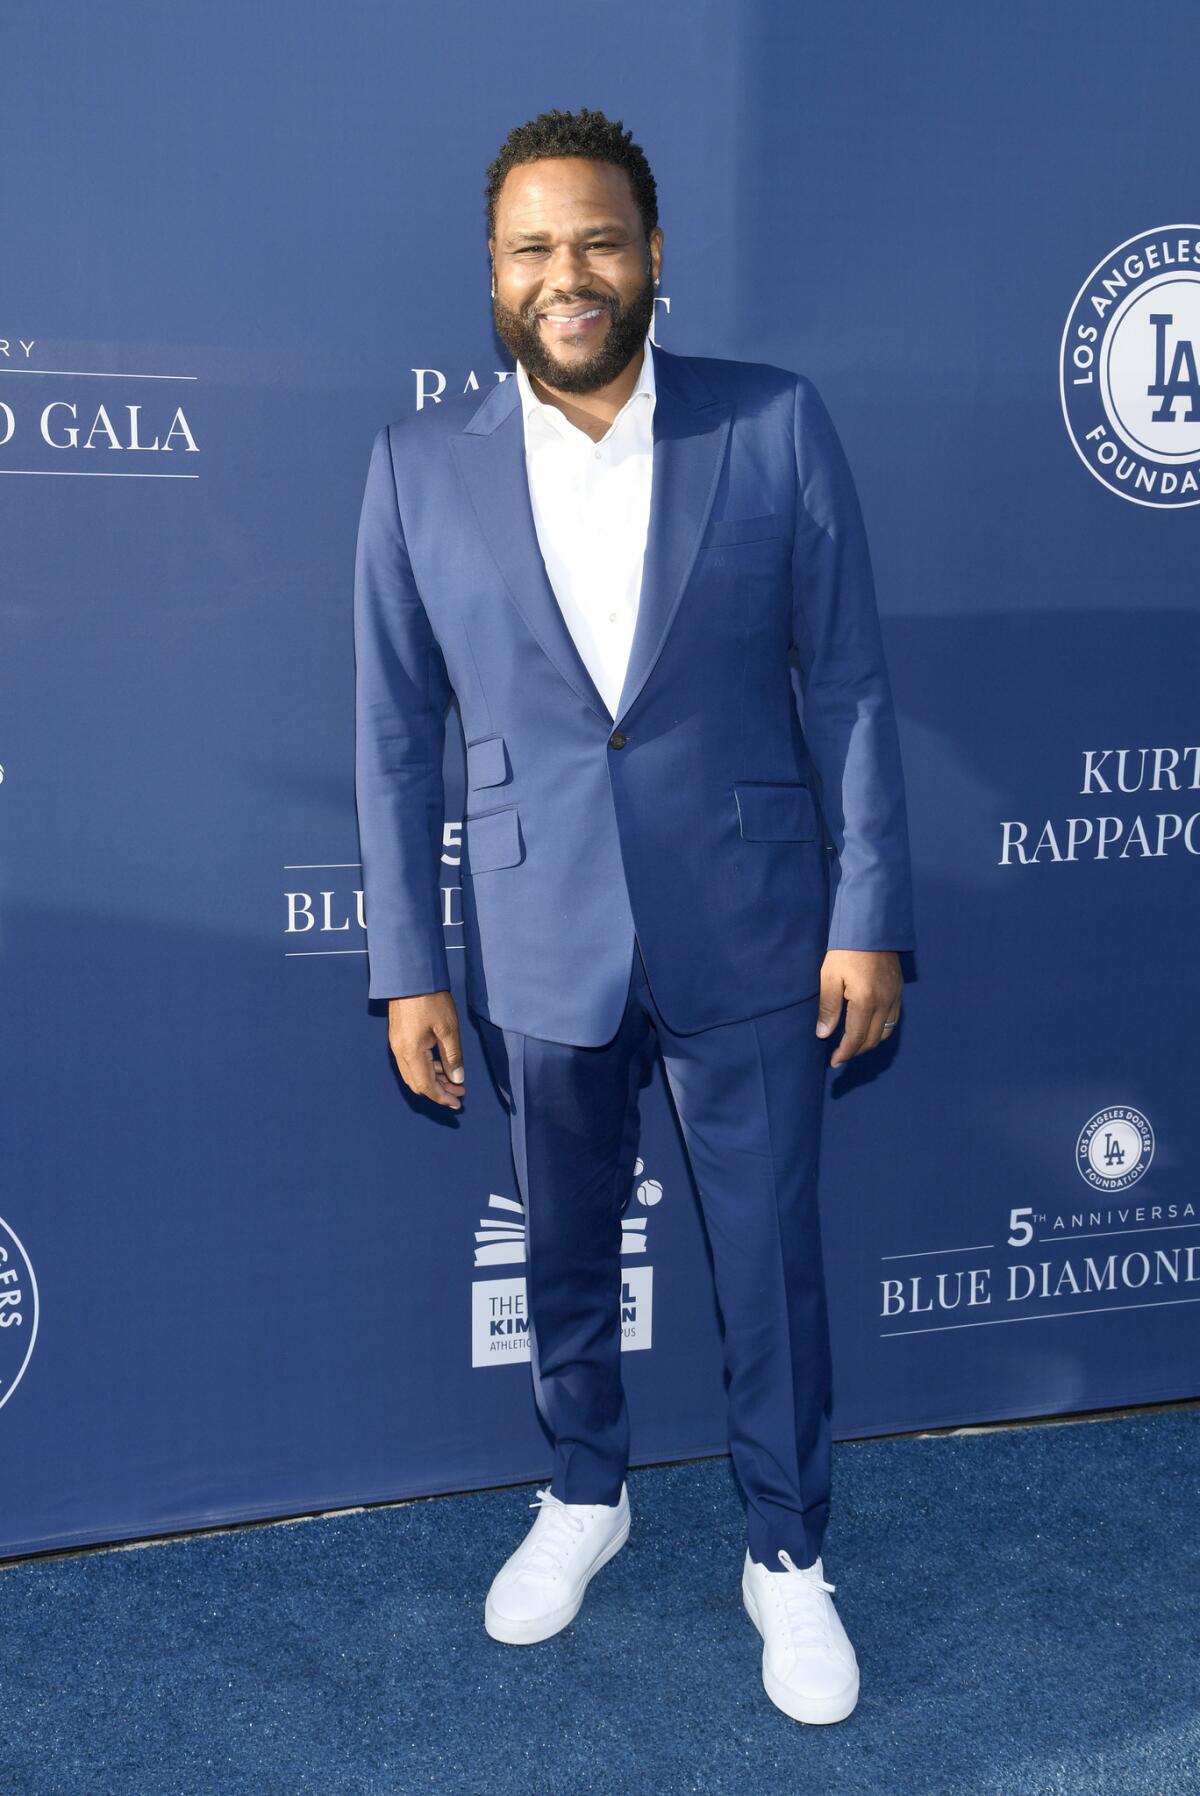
[490,954,655,1504]
[629,940,832,1569]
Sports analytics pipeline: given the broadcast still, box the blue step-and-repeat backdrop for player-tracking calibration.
[2,0,1197,1557]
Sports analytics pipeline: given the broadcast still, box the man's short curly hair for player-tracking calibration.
[485,107,658,244]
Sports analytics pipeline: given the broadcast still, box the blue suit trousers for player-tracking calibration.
[476,935,833,1571]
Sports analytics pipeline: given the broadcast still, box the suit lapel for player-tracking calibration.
[615,344,731,724]
[449,341,732,727]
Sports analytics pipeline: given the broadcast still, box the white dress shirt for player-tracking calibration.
[515,335,656,720]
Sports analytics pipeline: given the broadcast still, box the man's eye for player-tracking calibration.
[513,243,619,254]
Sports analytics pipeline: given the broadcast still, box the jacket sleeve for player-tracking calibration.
[353,424,454,1000]
[789,374,916,952]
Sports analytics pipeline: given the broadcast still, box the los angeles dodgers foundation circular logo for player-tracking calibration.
[1060,225,1200,508]
[1075,1106,1155,1191]
[0,1214,39,1412]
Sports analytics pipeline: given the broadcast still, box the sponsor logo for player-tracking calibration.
[471,1269,652,1367]
[0,1216,39,1411]
[471,1159,659,1366]
[1075,1105,1154,1192]
[1060,226,1200,507]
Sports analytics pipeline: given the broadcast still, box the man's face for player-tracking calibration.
[489,157,663,394]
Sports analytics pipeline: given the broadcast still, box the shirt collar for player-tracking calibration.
[516,333,656,439]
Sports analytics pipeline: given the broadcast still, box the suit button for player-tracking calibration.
[609,730,628,749]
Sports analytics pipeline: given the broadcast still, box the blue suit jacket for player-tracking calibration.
[353,339,915,1046]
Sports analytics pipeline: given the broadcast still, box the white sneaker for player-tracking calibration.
[484,1483,631,1645]
[742,1548,861,1723]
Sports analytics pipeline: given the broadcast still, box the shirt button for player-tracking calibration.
[608,611,617,622]
[594,447,602,459]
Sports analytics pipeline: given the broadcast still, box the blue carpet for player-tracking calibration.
[2,1408,1196,1796]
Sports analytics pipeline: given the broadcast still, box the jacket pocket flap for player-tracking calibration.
[734,780,818,842]
[465,805,524,872]
[466,733,509,790]
[702,513,789,547]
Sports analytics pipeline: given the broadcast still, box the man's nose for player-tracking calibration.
[542,244,591,291]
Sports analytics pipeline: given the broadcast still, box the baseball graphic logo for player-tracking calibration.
[633,1156,663,1206]
[1060,225,1200,508]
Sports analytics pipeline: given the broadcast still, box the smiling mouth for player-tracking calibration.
[536,305,609,337]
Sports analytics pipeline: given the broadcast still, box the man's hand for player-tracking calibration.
[387,990,466,1111]
[816,949,903,1067]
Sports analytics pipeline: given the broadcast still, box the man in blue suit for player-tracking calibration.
[354,107,915,1725]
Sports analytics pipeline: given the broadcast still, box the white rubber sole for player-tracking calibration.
[484,1512,631,1645]
[741,1576,860,1724]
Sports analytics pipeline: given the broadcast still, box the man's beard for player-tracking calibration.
[492,268,656,394]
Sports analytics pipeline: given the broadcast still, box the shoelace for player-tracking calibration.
[773,1548,837,1651]
[518,1487,588,1578]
